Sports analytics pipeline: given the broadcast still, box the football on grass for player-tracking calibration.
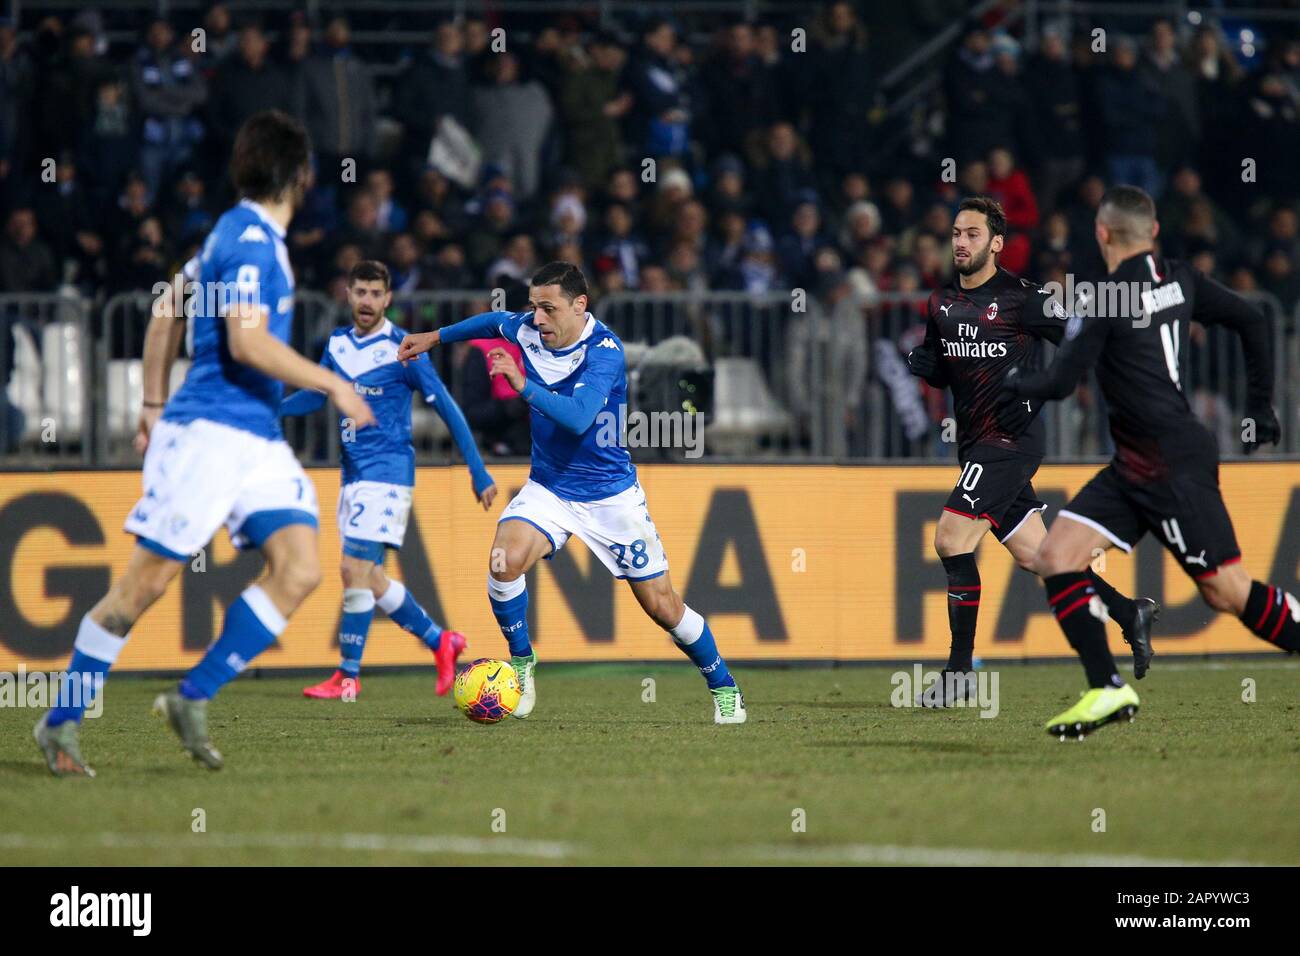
[454,659,521,723]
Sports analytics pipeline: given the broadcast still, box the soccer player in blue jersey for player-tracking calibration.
[397,261,746,724]
[280,260,496,699]
[32,111,377,776]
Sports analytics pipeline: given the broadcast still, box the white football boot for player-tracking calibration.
[712,685,747,724]
[510,652,537,718]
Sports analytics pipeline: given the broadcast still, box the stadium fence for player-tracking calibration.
[0,288,1296,467]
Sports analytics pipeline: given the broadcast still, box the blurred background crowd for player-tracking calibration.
[1,1,1299,460]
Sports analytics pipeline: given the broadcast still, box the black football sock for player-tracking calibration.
[1240,581,1300,652]
[1086,569,1138,631]
[1044,572,1122,688]
[941,553,980,671]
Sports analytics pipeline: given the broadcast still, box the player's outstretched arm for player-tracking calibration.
[397,329,440,364]
[225,310,375,428]
[409,356,497,508]
[279,388,327,417]
[1004,313,1108,402]
[398,311,519,364]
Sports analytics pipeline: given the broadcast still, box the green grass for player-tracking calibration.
[2,660,1297,865]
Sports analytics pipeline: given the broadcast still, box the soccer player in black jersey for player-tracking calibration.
[906,197,1155,707]
[1004,185,1295,738]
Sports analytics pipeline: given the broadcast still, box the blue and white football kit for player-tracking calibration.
[281,317,493,678]
[48,199,324,728]
[126,200,318,557]
[436,309,741,715]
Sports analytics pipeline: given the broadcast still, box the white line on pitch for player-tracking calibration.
[744,844,1267,867]
[0,832,580,860]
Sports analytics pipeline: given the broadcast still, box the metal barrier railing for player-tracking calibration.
[0,292,95,465]
[1,286,1295,467]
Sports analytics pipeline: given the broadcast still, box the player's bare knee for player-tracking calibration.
[1032,539,1069,577]
[488,546,529,581]
[1198,577,1239,614]
[277,557,322,603]
[933,525,961,558]
[649,590,684,630]
[120,562,177,614]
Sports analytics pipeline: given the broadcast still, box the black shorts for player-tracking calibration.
[943,446,1047,544]
[1060,462,1242,580]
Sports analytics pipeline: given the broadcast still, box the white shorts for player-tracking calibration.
[500,480,668,581]
[124,418,319,559]
[337,480,412,551]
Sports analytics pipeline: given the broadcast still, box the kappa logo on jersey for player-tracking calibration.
[236,224,270,244]
[526,342,542,355]
[597,338,620,349]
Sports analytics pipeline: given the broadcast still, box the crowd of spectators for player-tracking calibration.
[1,3,1298,457]
[2,4,1297,310]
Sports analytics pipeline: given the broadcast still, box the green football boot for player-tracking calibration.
[1045,684,1140,741]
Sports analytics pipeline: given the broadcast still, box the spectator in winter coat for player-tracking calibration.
[1096,36,1165,198]
[295,16,377,174]
[472,53,554,201]
[131,18,207,199]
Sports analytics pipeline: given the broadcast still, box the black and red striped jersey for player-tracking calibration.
[924,267,1068,458]
[1010,252,1274,482]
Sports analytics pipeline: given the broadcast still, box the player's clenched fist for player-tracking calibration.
[487,347,525,392]
[907,346,938,380]
[397,330,440,364]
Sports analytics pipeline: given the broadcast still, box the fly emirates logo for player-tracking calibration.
[942,322,1008,359]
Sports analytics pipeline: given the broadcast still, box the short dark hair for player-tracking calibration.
[530,261,589,302]
[349,259,391,290]
[229,110,311,202]
[956,196,1007,238]
[1098,185,1157,244]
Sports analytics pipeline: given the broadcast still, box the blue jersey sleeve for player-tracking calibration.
[408,354,494,494]
[519,346,623,434]
[438,311,526,344]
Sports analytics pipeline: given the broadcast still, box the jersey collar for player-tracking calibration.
[348,318,392,346]
[238,199,287,239]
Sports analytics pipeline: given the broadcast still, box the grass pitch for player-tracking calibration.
[2,660,1297,866]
